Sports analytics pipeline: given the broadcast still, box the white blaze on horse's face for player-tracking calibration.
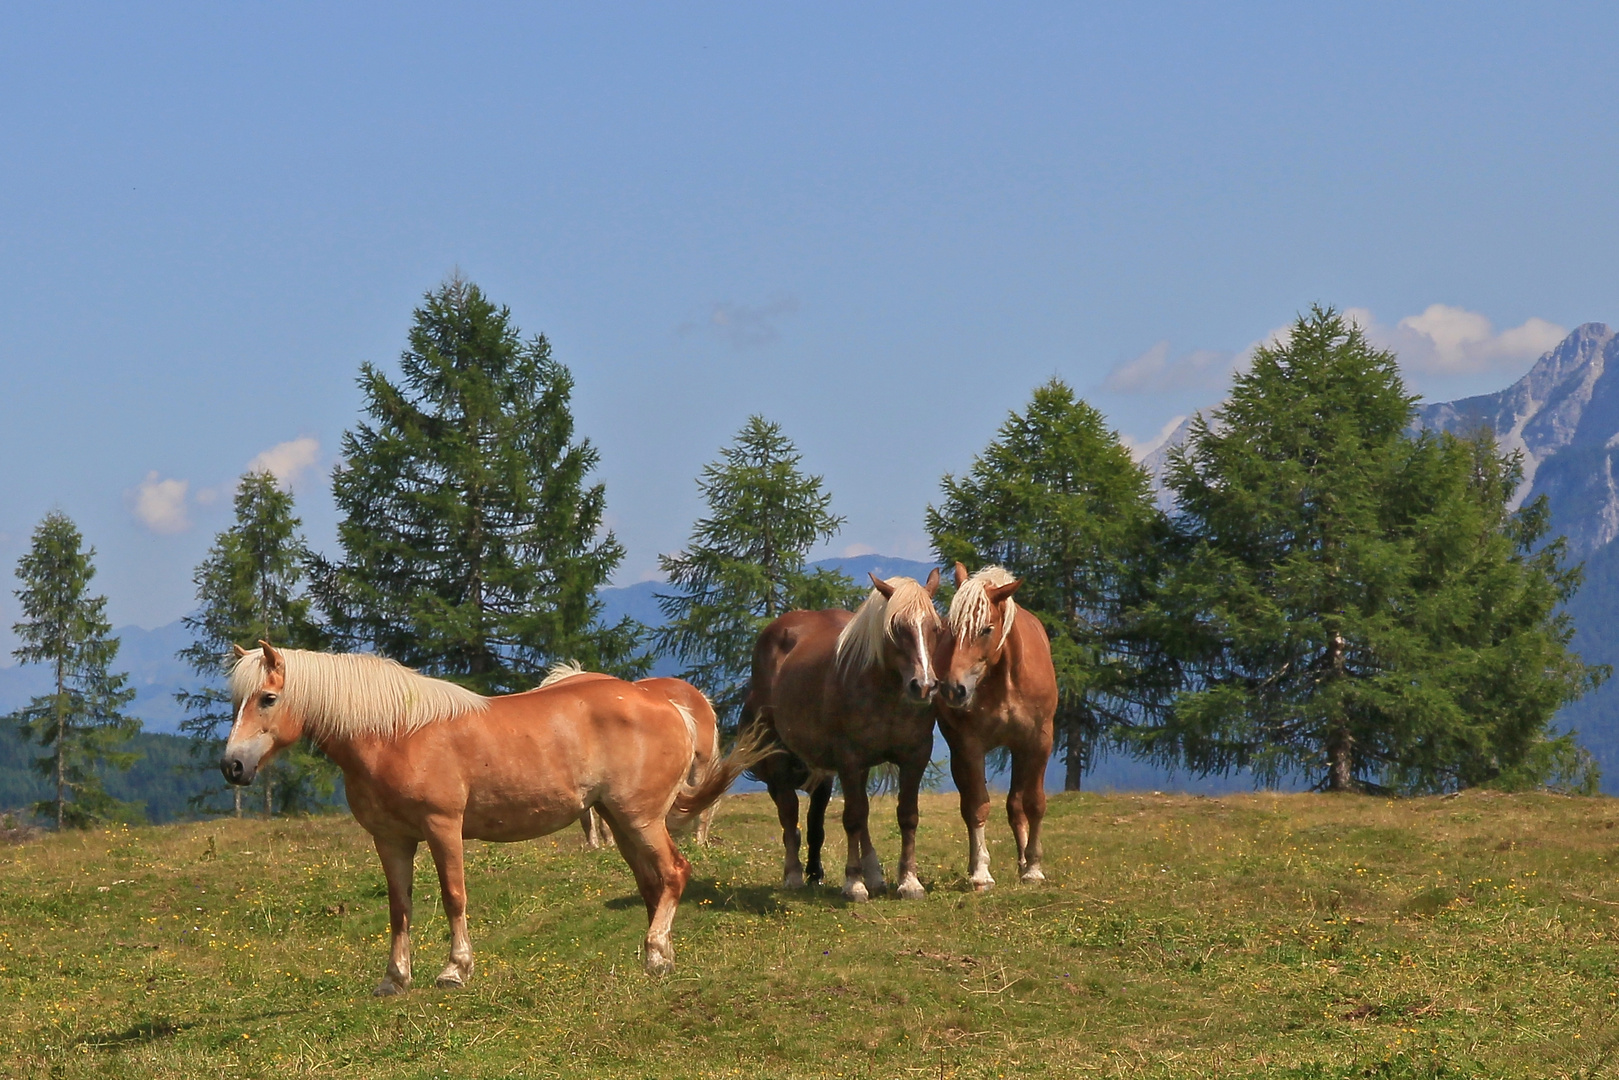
[221,645,299,786]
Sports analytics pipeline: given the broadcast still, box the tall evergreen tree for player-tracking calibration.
[177,472,334,816]
[1149,306,1605,792]
[927,379,1169,789]
[4,512,140,828]
[655,416,863,725]
[311,276,648,691]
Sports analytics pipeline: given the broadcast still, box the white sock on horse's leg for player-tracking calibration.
[968,822,995,891]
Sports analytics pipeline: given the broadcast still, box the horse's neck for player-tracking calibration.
[312,731,386,782]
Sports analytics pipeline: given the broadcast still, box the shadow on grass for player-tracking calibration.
[606,878,791,915]
[76,1017,196,1050]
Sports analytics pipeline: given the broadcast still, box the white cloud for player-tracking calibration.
[1344,304,1565,376]
[842,542,878,558]
[129,472,191,534]
[677,297,800,349]
[1103,325,1291,395]
[246,436,322,490]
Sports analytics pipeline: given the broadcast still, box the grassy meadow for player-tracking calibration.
[5,789,1619,1078]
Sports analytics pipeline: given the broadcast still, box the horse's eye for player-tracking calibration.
[979,626,993,637]
[260,693,278,708]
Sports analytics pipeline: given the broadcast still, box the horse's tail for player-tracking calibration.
[666,723,780,834]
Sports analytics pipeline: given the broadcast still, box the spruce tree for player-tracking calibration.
[312,277,648,691]
[655,416,863,725]
[926,379,1169,789]
[5,512,141,828]
[177,472,334,816]
[1150,307,1604,792]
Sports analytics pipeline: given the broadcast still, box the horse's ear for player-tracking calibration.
[924,566,941,597]
[987,579,1022,605]
[258,640,285,674]
[231,644,250,659]
[953,562,969,588]
[869,573,896,599]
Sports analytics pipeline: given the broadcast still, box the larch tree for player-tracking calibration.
[1149,306,1605,792]
[655,416,862,726]
[311,276,648,691]
[5,512,141,828]
[177,471,334,816]
[926,379,1170,790]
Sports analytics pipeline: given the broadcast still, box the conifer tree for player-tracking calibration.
[5,512,140,828]
[655,416,862,725]
[1150,307,1604,792]
[177,472,334,816]
[927,379,1169,789]
[312,277,648,690]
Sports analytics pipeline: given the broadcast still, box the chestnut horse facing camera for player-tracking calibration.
[742,570,944,901]
[936,564,1058,889]
[221,642,771,993]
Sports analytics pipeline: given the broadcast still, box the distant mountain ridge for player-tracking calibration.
[1418,323,1619,555]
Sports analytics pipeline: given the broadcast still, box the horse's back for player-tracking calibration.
[748,608,850,704]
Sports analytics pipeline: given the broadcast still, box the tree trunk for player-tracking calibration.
[1326,726,1354,792]
[54,658,66,829]
[233,786,242,818]
[1064,730,1084,792]
[264,778,274,817]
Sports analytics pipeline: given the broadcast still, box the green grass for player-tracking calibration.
[6,790,1619,1077]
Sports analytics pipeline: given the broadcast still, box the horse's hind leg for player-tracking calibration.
[606,813,692,974]
[373,836,419,996]
[769,780,807,889]
[804,777,833,885]
[1007,747,1049,883]
[424,822,475,987]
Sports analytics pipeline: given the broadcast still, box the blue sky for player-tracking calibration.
[2,3,1617,648]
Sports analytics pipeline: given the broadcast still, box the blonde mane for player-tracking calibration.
[539,659,593,688]
[948,566,1019,650]
[229,649,489,741]
[835,577,940,677]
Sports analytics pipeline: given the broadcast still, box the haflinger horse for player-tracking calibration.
[935,563,1058,890]
[221,642,771,994]
[742,570,944,901]
[535,661,722,850]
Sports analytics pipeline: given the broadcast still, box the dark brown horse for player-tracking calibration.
[741,570,944,901]
[935,564,1058,889]
[221,643,770,992]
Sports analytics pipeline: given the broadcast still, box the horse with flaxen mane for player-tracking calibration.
[537,661,722,849]
[221,643,771,993]
[935,564,1058,889]
[740,570,944,901]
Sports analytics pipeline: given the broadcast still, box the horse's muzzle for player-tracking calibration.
[906,678,936,703]
[221,755,251,786]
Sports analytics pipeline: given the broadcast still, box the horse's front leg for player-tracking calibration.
[840,768,882,901]
[893,755,928,899]
[948,737,994,890]
[1007,745,1050,883]
[373,836,418,996]
[424,821,474,988]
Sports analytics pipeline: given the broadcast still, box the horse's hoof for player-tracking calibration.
[643,942,674,975]
[1020,865,1046,884]
[842,876,869,902]
[970,875,995,893]
[434,973,466,989]
[896,874,926,900]
[373,978,409,997]
[783,869,806,890]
